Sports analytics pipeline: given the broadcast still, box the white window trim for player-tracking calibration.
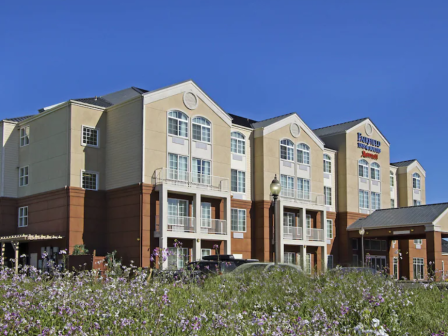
[412,173,421,190]
[370,163,380,181]
[324,186,332,206]
[192,116,212,143]
[280,139,294,162]
[20,126,30,147]
[201,248,211,258]
[414,239,423,245]
[323,154,331,173]
[231,169,246,194]
[81,125,100,148]
[18,206,28,228]
[231,131,246,155]
[167,110,189,139]
[326,219,333,239]
[80,170,99,191]
[231,208,247,233]
[297,142,311,165]
[19,166,29,187]
[358,159,369,178]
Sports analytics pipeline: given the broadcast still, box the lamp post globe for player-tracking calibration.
[359,228,365,236]
[270,174,281,197]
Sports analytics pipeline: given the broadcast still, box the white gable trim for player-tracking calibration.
[143,80,232,127]
[346,118,390,146]
[254,114,324,150]
[432,207,448,226]
[396,160,426,177]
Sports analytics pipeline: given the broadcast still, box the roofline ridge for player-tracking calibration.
[313,117,369,131]
[371,202,448,213]
[254,112,296,124]
[390,159,417,164]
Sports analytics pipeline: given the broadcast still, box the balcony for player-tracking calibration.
[283,226,303,240]
[154,168,229,192]
[280,188,324,206]
[283,226,325,242]
[155,216,227,235]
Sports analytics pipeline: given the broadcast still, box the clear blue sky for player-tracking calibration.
[1,1,447,203]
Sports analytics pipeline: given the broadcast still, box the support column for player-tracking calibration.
[193,239,201,262]
[321,210,328,272]
[275,198,284,263]
[426,230,443,281]
[11,241,19,274]
[225,196,231,254]
[159,185,168,269]
[193,193,201,234]
[300,208,307,242]
[300,245,307,273]
[159,237,168,269]
[0,243,5,266]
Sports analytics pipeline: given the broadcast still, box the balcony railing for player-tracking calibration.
[280,188,325,205]
[283,226,303,240]
[307,228,324,241]
[154,168,229,192]
[155,216,227,235]
[200,219,227,235]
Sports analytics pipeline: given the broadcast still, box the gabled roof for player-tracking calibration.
[72,97,113,108]
[228,113,257,129]
[251,113,296,129]
[100,87,146,105]
[347,203,448,231]
[313,118,369,137]
[2,115,34,123]
[390,159,417,168]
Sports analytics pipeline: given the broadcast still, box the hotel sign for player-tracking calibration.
[358,133,381,159]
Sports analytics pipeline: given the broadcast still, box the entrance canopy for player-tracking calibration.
[347,203,448,239]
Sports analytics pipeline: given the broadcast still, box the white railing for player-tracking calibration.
[307,228,324,242]
[280,188,325,205]
[283,226,303,240]
[200,219,227,235]
[167,215,196,233]
[154,168,229,192]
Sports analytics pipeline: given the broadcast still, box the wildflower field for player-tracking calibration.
[0,264,447,336]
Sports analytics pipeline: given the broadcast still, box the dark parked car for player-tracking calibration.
[187,255,259,275]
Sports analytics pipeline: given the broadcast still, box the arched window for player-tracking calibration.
[231,131,245,155]
[297,143,310,165]
[192,117,211,142]
[371,162,380,180]
[168,110,188,137]
[358,159,369,178]
[413,173,421,189]
[280,139,294,161]
[323,154,331,173]
[390,171,394,187]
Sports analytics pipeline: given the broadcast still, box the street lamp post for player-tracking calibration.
[359,228,365,268]
[270,175,281,265]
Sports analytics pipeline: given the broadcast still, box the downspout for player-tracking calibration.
[140,97,145,267]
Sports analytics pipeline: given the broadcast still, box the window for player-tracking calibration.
[326,219,333,239]
[280,139,294,161]
[201,249,211,259]
[306,214,311,230]
[352,239,358,250]
[167,247,189,270]
[283,212,295,227]
[192,158,211,184]
[306,254,312,274]
[413,200,421,206]
[324,186,332,206]
[231,132,245,155]
[201,202,211,228]
[284,252,296,265]
[297,143,310,165]
[323,154,331,173]
[390,171,394,186]
[414,239,423,245]
[371,162,380,181]
[280,175,294,197]
[381,240,387,251]
[231,209,246,232]
[81,126,99,147]
[352,255,359,266]
[18,206,28,227]
[358,159,369,178]
[168,153,188,181]
[231,170,246,193]
[391,199,395,208]
[371,192,381,210]
[168,110,188,137]
[393,257,398,279]
[413,258,424,280]
[20,127,29,147]
[327,255,333,269]
[192,117,211,142]
[297,178,310,200]
[19,166,29,187]
[413,173,421,189]
[168,199,188,225]
[359,190,369,209]
[81,171,98,190]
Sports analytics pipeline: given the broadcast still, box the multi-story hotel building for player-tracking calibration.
[0,80,447,278]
